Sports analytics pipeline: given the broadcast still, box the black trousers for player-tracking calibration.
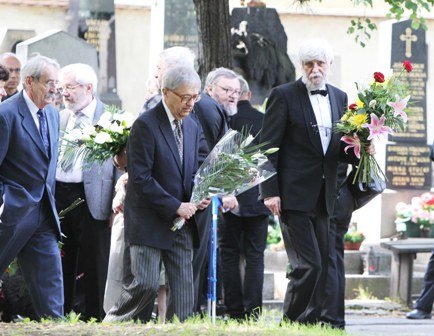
[321,183,354,328]
[219,212,268,318]
[55,181,111,320]
[280,185,329,324]
[415,251,434,313]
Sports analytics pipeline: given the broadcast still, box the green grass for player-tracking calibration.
[0,310,345,336]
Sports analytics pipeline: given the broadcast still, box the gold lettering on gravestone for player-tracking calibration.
[400,28,417,58]
[84,19,102,51]
[386,144,431,188]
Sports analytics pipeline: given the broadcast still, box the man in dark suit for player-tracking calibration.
[219,76,270,319]
[260,39,358,324]
[56,63,119,320]
[104,65,209,322]
[0,55,63,319]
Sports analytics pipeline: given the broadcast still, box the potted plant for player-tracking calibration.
[344,231,365,250]
[395,192,434,238]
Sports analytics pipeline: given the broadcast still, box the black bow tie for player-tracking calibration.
[310,89,328,96]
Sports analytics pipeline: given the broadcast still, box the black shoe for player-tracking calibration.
[406,309,432,319]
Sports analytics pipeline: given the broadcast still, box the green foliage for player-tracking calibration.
[354,285,378,300]
[266,216,282,247]
[294,0,434,47]
[344,231,365,243]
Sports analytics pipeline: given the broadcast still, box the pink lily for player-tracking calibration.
[363,114,393,141]
[341,133,361,159]
[387,95,410,122]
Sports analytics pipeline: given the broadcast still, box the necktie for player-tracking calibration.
[174,120,183,165]
[74,111,86,129]
[310,89,328,96]
[37,109,50,156]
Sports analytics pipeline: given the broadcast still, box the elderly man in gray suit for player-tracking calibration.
[55,63,119,320]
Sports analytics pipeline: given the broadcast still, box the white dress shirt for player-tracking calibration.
[23,89,42,132]
[308,87,332,154]
[56,99,97,183]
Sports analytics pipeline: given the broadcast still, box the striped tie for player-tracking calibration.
[174,119,183,165]
[37,109,50,156]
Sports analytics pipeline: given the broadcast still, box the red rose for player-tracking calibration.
[403,60,413,72]
[373,72,385,83]
[349,103,357,110]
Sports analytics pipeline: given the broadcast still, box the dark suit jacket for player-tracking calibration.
[0,91,60,236]
[229,100,270,217]
[124,101,207,249]
[260,78,357,215]
[193,93,228,151]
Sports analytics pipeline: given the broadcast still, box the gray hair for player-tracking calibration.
[298,38,334,65]
[238,76,249,95]
[205,67,238,88]
[21,54,60,87]
[0,52,21,64]
[162,65,201,91]
[60,63,98,95]
[160,46,196,70]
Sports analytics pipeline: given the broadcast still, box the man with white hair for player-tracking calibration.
[260,39,359,325]
[56,63,119,320]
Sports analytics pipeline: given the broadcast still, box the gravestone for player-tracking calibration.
[15,30,98,74]
[380,20,431,237]
[230,7,295,105]
[0,28,35,53]
[78,0,120,106]
[164,0,199,57]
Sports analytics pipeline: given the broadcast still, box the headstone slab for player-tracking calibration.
[390,20,428,143]
[16,30,98,75]
[0,28,35,53]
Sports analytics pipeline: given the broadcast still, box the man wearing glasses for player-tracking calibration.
[0,52,22,102]
[0,54,63,319]
[55,63,120,321]
[104,66,209,323]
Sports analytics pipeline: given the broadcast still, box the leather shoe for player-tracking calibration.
[406,309,432,319]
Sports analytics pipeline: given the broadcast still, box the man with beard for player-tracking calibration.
[206,67,241,122]
[260,39,360,325]
[0,53,22,102]
[0,55,63,319]
[56,63,119,320]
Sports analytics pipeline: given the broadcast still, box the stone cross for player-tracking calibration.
[400,28,417,58]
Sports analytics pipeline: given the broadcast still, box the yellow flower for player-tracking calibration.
[348,113,368,129]
[356,99,364,108]
[341,112,351,122]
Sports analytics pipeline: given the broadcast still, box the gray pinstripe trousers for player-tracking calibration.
[103,225,194,322]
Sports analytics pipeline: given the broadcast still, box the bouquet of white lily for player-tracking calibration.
[172,129,278,230]
[59,105,134,170]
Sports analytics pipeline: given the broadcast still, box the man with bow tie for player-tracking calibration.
[260,39,359,325]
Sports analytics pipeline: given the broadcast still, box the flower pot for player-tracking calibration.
[420,228,432,238]
[344,241,362,250]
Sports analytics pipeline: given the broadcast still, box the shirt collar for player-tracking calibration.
[78,98,97,122]
[162,99,181,130]
[23,89,41,116]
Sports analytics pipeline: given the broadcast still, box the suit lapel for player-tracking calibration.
[92,99,105,125]
[297,80,323,155]
[157,105,182,173]
[326,84,342,153]
[17,93,48,158]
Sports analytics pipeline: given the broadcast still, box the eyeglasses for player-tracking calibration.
[216,84,241,97]
[34,77,60,89]
[167,89,201,104]
[57,83,83,94]
[8,68,20,74]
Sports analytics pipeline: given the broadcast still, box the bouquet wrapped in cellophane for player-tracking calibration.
[59,105,134,171]
[335,61,413,185]
[172,129,278,230]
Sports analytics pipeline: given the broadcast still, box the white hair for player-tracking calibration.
[159,46,196,69]
[60,63,98,95]
[298,38,334,65]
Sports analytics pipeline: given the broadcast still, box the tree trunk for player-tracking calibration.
[193,0,232,81]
